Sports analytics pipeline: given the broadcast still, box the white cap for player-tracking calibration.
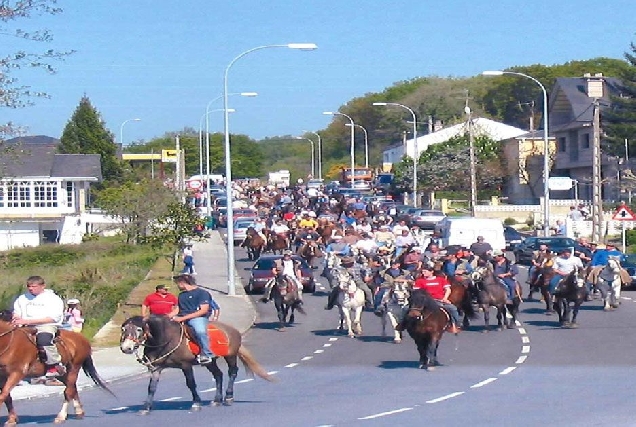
[67,298,80,305]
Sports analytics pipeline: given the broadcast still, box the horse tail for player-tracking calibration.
[237,345,277,382]
[82,354,117,398]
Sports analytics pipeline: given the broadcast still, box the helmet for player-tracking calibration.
[67,298,80,305]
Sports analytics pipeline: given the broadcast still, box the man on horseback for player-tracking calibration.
[549,248,584,296]
[170,274,219,365]
[373,259,412,315]
[271,219,291,249]
[442,248,473,284]
[325,256,373,310]
[409,265,461,334]
[12,275,67,377]
[491,250,520,304]
[527,243,550,286]
[269,251,304,306]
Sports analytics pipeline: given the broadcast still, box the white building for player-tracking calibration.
[0,140,103,250]
[382,117,527,166]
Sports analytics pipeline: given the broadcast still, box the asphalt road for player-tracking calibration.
[17,248,636,426]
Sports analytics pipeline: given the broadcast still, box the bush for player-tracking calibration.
[525,215,535,227]
[626,229,636,247]
[503,217,517,226]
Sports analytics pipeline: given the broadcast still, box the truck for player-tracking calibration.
[340,167,373,189]
[268,170,291,188]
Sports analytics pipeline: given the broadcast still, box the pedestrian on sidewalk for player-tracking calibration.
[63,298,85,333]
[142,284,178,318]
[169,274,219,365]
[182,244,196,275]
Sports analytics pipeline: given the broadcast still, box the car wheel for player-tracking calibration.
[245,280,254,294]
[304,281,316,294]
[514,252,521,264]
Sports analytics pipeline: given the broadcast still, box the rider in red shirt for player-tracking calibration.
[412,266,461,334]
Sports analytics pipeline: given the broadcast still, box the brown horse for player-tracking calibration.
[0,311,114,425]
[446,277,477,328]
[241,227,266,261]
[531,257,557,314]
[266,231,288,255]
[316,221,336,245]
[120,315,274,413]
[297,240,322,268]
[397,289,448,370]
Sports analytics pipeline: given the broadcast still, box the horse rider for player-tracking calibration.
[373,259,412,315]
[401,264,461,334]
[269,250,304,305]
[375,224,396,249]
[491,250,520,303]
[575,237,593,266]
[295,224,321,252]
[271,219,291,249]
[12,275,67,377]
[325,234,352,257]
[392,220,409,237]
[548,248,584,296]
[423,243,445,262]
[527,243,551,287]
[410,224,427,247]
[395,228,417,258]
[469,236,493,261]
[402,246,423,273]
[252,217,268,241]
[298,212,318,230]
[324,256,373,310]
[586,242,630,294]
[169,274,219,365]
[442,248,473,284]
[352,198,367,218]
[354,232,379,257]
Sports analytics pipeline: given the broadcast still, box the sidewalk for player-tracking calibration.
[12,230,256,400]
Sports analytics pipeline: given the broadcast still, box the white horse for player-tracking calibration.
[598,257,623,311]
[380,281,410,343]
[333,267,365,338]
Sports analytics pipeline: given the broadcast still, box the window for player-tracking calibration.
[582,133,590,149]
[6,182,31,208]
[558,137,567,152]
[66,182,74,206]
[33,181,58,207]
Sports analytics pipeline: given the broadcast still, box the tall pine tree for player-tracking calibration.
[59,96,122,183]
[604,42,636,157]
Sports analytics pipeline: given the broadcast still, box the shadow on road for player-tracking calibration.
[377,360,420,370]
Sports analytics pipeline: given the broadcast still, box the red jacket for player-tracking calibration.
[413,275,449,300]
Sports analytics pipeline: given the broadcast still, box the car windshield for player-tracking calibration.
[533,237,576,246]
[254,257,308,270]
[234,222,253,229]
[419,211,444,217]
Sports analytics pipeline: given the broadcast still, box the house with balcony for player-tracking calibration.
[0,138,102,250]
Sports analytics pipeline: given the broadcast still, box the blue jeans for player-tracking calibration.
[374,288,387,310]
[549,274,565,293]
[437,301,460,325]
[186,317,214,357]
[501,277,516,300]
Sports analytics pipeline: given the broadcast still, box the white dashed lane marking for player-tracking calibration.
[426,392,465,404]
[499,367,517,375]
[285,363,299,368]
[358,407,414,419]
[160,396,181,402]
[470,378,498,388]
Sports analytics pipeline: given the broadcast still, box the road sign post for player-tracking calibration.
[612,204,636,252]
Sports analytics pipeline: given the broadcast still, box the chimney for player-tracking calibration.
[585,72,604,98]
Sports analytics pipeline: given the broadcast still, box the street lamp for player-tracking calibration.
[120,118,141,146]
[296,136,315,178]
[483,70,550,235]
[303,130,322,180]
[323,111,355,188]
[224,43,317,295]
[373,102,418,206]
[345,123,369,168]
[202,92,258,178]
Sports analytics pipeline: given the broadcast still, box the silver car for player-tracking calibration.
[232,219,255,246]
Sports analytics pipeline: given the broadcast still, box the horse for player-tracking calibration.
[591,257,624,311]
[0,310,114,425]
[261,275,306,331]
[241,227,266,261]
[531,257,557,314]
[447,276,477,329]
[553,266,588,328]
[379,281,410,343]
[322,252,342,289]
[266,231,288,255]
[332,267,365,337]
[120,315,275,413]
[297,239,322,268]
[398,289,448,370]
[470,266,519,331]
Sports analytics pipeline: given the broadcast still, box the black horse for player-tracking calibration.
[470,266,520,331]
[397,289,448,370]
[119,315,274,413]
[261,276,306,330]
[553,266,588,328]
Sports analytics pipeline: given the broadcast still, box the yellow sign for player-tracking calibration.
[161,149,178,163]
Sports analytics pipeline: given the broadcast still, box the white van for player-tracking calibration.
[435,217,506,252]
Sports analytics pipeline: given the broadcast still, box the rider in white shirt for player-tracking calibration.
[271,220,290,248]
[549,249,584,293]
[392,220,409,236]
[355,233,378,255]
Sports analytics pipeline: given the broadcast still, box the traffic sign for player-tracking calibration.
[612,205,636,221]
[161,149,178,163]
[548,177,573,191]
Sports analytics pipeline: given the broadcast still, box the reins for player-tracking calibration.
[129,322,185,371]
[0,326,18,359]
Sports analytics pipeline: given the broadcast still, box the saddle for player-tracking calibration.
[183,323,230,358]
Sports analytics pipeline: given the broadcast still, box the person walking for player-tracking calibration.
[12,276,66,377]
[182,245,196,275]
[169,274,219,365]
[63,298,85,333]
[142,284,178,318]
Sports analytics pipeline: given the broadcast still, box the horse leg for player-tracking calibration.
[426,335,442,370]
[289,305,295,325]
[387,313,401,343]
[611,280,621,308]
[181,366,203,411]
[570,303,581,328]
[381,311,387,337]
[496,306,504,331]
[3,393,17,427]
[544,289,554,314]
[141,369,163,414]
[343,307,354,338]
[221,356,239,405]
[0,372,24,426]
[205,360,224,406]
[482,306,490,332]
[353,307,363,335]
[57,366,83,423]
[274,298,286,330]
[416,341,428,369]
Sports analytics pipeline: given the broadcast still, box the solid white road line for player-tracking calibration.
[426,392,465,404]
[358,407,414,419]
[329,337,338,341]
[323,343,332,347]
[109,406,129,411]
[470,378,498,388]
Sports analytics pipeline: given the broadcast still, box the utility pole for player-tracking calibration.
[591,100,603,243]
[466,107,477,216]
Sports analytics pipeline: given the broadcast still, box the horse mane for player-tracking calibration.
[409,289,439,312]
[0,309,13,322]
[122,315,145,328]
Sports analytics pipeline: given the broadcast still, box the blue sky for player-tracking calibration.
[4,0,636,144]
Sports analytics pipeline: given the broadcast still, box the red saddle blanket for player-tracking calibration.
[187,324,231,357]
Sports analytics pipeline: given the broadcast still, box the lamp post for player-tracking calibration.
[323,111,355,188]
[303,130,322,180]
[296,137,315,178]
[224,43,317,295]
[346,123,369,168]
[120,118,141,146]
[483,70,550,235]
[373,102,418,206]
[199,108,235,217]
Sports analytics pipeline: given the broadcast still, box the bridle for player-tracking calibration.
[120,320,184,370]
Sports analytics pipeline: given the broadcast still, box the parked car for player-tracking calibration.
[232,219,255,246]
[246,255,316,294]
[409,209,446,230]
[513,236,578,264]
[622,254,636,287]
[504,226,525,251]
[306,179,324,190]
[234,209,258,220]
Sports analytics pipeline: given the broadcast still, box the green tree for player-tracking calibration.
[59,96,123,182]
[95,180,177,244]
[604,43,636,157]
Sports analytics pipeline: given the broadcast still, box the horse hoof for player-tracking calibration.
[603,306,612,311]
[139,409,150,416]
[191,403,202,412]
[277,327,286,332]
[75,413,85,420]
[506,324,515,329]
[569,322,579,328]
[4,420,17,427]
[393,339,402,344]
[418,363,426,369]
[213,401,222,407]
[54,417,66,424]
[223,398,234,406]
[611,304,620,308]
[425,365,436,372]
[545,311,554,316]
